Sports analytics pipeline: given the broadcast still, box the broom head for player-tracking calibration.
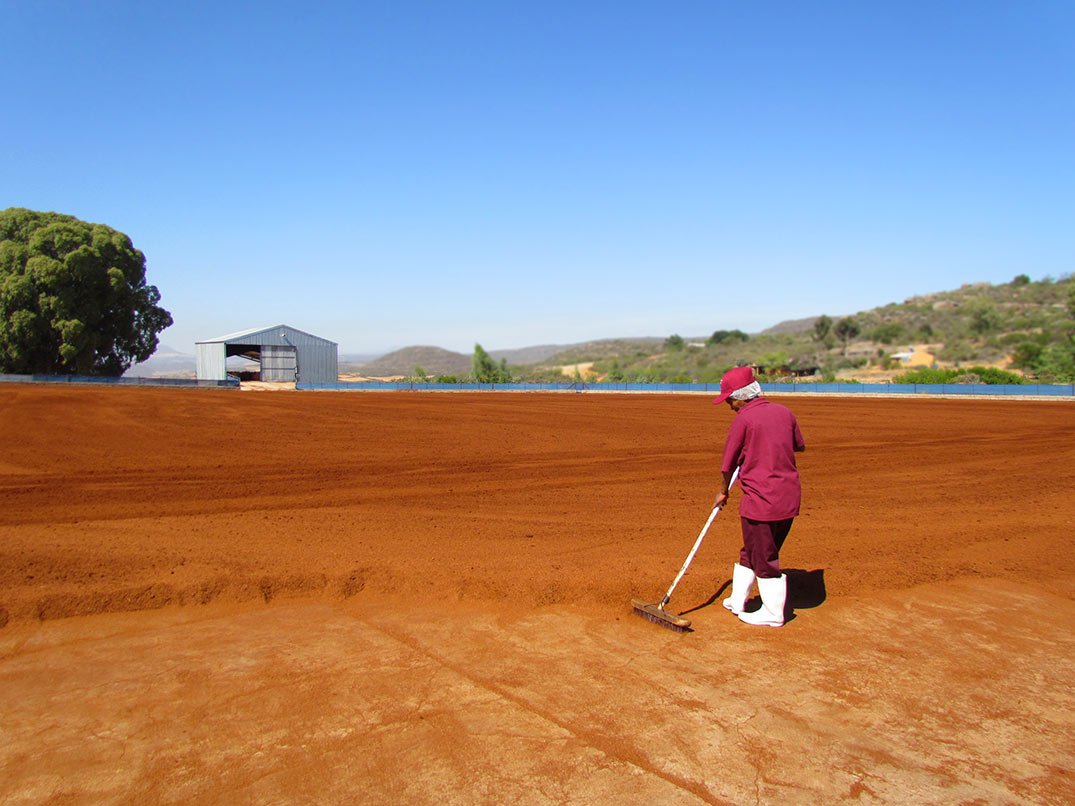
[631,599,692,632]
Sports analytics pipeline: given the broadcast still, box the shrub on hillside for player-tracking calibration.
[894,366,1024,385]
[893,367,954,384]
[968,302,1002,335]
[869,323,904,344]
[971,367,1026,384]
[1034,343,1075,382]
[1011,342,1044,369]
[937,340,980,362]
[697,366,727,383]
[708,329,750,345]
[664,334,685,351]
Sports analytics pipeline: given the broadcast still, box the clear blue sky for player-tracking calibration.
[3,1,1073,356]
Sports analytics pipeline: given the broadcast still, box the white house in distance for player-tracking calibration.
[195,324,338,384]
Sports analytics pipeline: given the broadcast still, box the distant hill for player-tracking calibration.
[339,352,384,365]
[541,338,665,365]
[125,345,196,378]
[761,317,821,336]
[349,346,471,377]
[489,343,577,365]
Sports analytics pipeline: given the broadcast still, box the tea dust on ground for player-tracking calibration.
[0,386,1072,803]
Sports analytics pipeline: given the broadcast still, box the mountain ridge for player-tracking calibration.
[126,275,1074,381]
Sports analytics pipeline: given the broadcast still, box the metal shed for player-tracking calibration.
[196,325,338,384]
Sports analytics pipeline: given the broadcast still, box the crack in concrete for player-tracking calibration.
[355,612,732,805]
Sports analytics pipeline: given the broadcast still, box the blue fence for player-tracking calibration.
[5,373,1067,396]
[776,382,1073,397]
[0,373,239,388]
[300,381,588,392]
[298,380,1074,397]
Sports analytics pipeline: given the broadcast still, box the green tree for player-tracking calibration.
[1030,280,1075,381]
[833,317,860,356]
[968,301,1001,335]
[757,350,790,370]
[812,315,833,343]
[708,329,749,345]
[471,343,495,381]
[1037,343,1075,382]
[1011,274,1031,286]
[1011,342,1043,369]
[869,322,904,344]
[0,208,173,375]
[664,334,685,351]
[471,343,510,382]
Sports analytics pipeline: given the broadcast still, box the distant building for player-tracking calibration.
[195,325,338,384]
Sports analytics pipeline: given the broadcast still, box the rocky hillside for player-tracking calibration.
[534,275,1075,384]
[345,346,470,377]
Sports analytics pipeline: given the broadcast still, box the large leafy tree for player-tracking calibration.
[0,208,172,375]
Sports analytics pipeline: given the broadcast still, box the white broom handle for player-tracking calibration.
[660,466,740,606]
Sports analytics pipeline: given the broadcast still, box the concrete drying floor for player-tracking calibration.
[1,386,1072,803]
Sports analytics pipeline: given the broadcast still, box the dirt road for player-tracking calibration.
[1,386,1072,802]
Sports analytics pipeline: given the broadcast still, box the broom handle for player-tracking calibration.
[659,466,740,607]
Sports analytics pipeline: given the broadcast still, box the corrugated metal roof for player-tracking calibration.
[197,324,337,346]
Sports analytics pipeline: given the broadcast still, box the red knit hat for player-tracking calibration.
[712,366,756,404]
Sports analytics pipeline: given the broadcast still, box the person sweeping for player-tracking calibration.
[712,366,805,627]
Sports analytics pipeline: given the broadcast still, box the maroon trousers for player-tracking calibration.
[739,517,794,579]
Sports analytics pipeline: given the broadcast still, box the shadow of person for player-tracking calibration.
[781,568,826,623]
[679,580,731,616]
[680,569,826,621]
[784,568,827,610]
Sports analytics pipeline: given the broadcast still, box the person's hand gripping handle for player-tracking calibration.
[713,467,739,510]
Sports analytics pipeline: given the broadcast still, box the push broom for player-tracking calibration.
[632,467,739,632]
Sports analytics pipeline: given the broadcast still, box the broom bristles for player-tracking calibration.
[631,599,692,632]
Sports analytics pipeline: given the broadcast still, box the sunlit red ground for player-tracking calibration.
[1,385,1072,802]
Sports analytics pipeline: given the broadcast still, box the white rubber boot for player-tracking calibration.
[738,574,786,627]
[722,563,756,615]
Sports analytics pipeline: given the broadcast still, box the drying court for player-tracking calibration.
[0,386,1072,803]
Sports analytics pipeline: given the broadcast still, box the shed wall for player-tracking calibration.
[292,343,338,384]
[260,345,297,382]
[195,343,227,381]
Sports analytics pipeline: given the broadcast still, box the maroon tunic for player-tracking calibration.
[720,397,805,521]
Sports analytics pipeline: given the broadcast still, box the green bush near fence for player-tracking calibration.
[893,366,1025,385]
